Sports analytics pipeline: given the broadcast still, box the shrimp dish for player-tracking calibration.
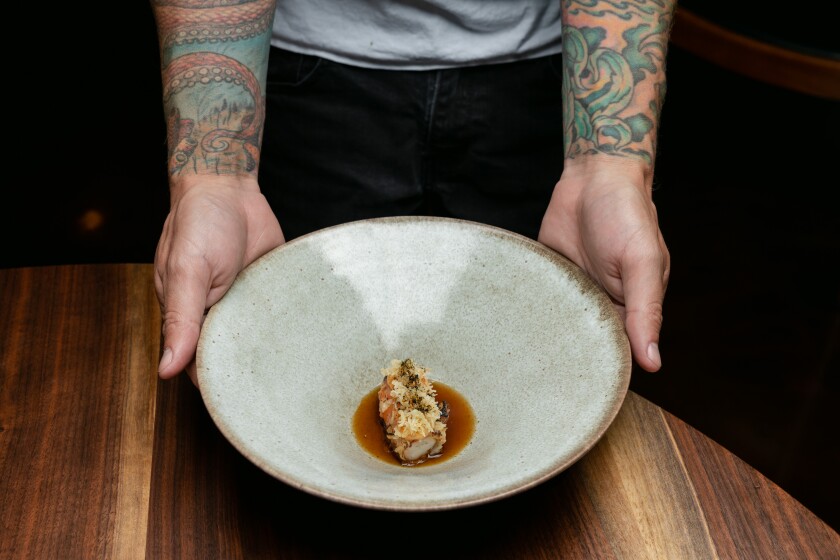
[377,359,449,465]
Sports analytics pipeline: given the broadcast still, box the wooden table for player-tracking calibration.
[1,264,838,559]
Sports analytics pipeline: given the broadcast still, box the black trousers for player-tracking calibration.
[258,46,565,241]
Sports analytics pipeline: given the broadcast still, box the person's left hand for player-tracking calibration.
[538,154,670,372]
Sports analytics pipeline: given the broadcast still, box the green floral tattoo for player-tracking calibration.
[562,0,676,163]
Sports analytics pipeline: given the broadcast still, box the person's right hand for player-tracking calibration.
[154,175,284,385]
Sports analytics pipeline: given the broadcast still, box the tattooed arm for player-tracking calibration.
[151,0,284,382]
[539,0,675,372]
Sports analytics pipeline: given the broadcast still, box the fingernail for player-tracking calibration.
[158,347,173,373]
[646,342,661,370]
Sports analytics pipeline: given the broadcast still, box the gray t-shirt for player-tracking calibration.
[271,1,563,70]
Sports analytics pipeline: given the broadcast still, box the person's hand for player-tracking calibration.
[154,175,284,384]
[538,155,670,372]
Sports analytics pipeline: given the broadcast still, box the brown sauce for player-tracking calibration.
[352,381,476,467]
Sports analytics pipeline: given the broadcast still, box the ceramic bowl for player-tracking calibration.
[196,216,631,511]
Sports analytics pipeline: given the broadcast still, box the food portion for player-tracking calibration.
[378,359,449,465]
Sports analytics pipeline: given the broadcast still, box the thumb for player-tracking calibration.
[158,262,209,379]
[621,251,666,372]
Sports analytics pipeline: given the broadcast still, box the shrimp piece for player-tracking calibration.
[378,359,449,465]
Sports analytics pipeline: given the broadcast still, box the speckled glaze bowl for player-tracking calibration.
[196,217,631,511]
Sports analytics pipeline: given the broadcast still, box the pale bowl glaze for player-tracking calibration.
[196,217,631,511]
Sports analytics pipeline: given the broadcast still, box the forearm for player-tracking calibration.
[560,0,676,187]
[151,0,276,186]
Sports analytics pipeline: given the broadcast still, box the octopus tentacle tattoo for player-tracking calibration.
[154,0,274,51]
[562,0,675,163]
[152,0,274,177]
[163,52,264,175]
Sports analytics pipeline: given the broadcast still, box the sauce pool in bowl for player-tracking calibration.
[352,381,476,467]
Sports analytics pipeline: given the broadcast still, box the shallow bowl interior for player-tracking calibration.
[197,217,631,511]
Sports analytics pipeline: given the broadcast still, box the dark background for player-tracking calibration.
[4,2,838,531]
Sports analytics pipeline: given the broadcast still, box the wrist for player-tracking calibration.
[168,173,261,204]
[561,153,654,195]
